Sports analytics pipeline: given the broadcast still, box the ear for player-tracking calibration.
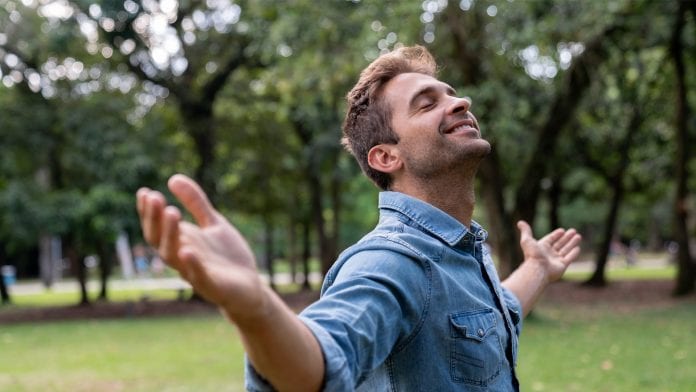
[367,144,402,174]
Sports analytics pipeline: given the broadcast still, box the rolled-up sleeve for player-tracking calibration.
[245,247,427,391]
[243,315,355,392]
[244,356,273,392]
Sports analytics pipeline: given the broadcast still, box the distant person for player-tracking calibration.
[132,244,150,277]
[137,46,581,391]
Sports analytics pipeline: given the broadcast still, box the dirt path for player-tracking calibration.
[1,280,692,325]
[0,290,320,325]
[540,279,695,312]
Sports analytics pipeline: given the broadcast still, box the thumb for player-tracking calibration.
[168,174,218,227]
[517,220,534,243]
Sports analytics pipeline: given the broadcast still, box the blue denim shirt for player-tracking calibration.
[246,191,522,391]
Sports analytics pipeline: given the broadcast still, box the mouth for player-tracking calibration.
[441,116,479,136]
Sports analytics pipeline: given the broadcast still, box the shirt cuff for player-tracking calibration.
[244,317,355,392]
[244,355,275,392]
[298,315,355,392]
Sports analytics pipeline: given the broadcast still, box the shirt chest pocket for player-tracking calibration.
[449,308,504,387]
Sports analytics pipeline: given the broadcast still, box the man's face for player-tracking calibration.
[382,72,491,179]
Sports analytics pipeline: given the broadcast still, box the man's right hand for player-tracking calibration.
[136,174,266,322]
[137,174,326,391]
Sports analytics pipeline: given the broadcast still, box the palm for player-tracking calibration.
[517,221,581,283]
[137,174,267,319]
[178,217,262,309]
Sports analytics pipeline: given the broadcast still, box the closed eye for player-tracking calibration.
[417,97,437,110]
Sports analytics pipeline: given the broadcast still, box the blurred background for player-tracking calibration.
[0,0,694,391]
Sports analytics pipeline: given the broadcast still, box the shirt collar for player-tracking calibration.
[378,191,487,246]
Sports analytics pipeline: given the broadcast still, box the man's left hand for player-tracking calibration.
[517,220,582,283]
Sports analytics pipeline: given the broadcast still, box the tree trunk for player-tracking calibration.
[670,2,695,296]
[301,220,312,291]
[479,153,522,277]
[585,107,640,286]
[327,160,343,270]
[66,242,90,306]
[308,169,333,276]
[180,103,217,200]
[0,276,9,305]
[0,246,10,305]
[444,5,629,276]
[584,190,621,287]
[263,218,276,290]
[97,241,113,301]
[288,218,298,284]
[291,116,337,277]
[514,23,625,224]
[548,176,562,230]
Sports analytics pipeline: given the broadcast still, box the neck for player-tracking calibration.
[392,170,477,227]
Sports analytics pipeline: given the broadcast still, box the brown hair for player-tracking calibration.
[341,45,437,190]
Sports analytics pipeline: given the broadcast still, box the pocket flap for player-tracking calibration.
[450,309,496,342]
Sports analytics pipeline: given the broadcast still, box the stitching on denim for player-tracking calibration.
[449,309,504,386]
[380,199,467,245]
[378,235,433,355]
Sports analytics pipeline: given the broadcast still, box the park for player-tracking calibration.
[1,0,695,391]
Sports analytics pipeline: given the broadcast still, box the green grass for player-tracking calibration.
[1,298,693,391]
[2,260,692,391]
[0,316,246,392]
[564,264,677,281]
[518,302,695,392]
[2,288,193,308]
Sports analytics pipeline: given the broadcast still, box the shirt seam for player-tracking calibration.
[378,233,435,355]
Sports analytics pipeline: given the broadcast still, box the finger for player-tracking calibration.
[552,229,578,252]
[136,187,151,219]
[143,191,166,247]
[517,220,534,243]
[168,174,218,227]
[559,232,582,256]
[158,206,182,268]
[541,228,566,246]
[562,246,581,264]
[136,188,149,237]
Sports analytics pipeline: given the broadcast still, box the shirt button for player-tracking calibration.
[477,328,485,337]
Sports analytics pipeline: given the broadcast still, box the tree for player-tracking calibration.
[411,0,640,276]
[214,0,384,276]
[65,0,272,198]
[670,0,695,296]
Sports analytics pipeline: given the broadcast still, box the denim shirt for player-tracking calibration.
[246,191,522,391]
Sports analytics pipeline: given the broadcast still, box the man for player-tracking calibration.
[137,45,581,391]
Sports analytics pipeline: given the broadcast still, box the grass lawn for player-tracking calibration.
[3,288,193,308]
[2,296,693,391]
[0,316,246,392]
[518,301,695,392]
[1,260,693,391]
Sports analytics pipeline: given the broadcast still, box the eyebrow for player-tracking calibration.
[408,83,457,110]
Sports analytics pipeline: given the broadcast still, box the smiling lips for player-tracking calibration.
[441,116,479,135]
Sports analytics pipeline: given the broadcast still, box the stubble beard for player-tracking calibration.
[405,138,492,181]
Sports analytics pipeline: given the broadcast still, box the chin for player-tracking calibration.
[468,139,492,157]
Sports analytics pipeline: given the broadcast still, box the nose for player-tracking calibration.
[446,96,471,115]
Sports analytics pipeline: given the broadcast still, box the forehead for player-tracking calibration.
[382,72,449,109]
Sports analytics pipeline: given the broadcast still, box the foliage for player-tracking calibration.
[0,0,694,294]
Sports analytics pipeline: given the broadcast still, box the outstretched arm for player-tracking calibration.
[136,174,324,392]
[502,220,582,317]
